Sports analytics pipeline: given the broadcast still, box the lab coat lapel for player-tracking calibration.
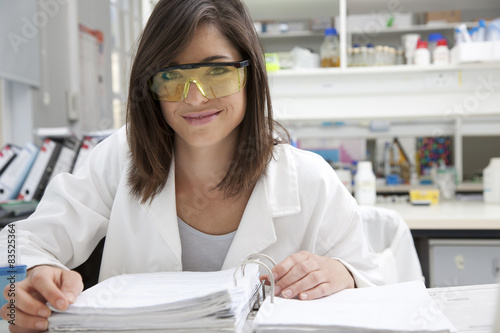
[143,160,182,268]
[222,178,277,269]
[222,145,301,268]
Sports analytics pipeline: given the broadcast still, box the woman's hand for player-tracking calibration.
[262,251,355,300]
[0,265,83,332]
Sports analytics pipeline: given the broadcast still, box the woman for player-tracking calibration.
[0,0,382,330]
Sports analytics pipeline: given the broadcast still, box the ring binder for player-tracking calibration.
[234,253,277,305]
[246,253,277,268]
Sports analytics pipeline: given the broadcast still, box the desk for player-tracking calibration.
[1,284,496,332]
[376,201,500,287]
[375,201,500,230]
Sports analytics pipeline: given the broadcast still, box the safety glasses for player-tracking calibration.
[150,60,249,102]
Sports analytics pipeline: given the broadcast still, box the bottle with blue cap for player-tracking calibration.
[320,27,340,67]
[427,32,444,55]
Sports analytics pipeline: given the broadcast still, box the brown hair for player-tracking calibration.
[126,0,282,204]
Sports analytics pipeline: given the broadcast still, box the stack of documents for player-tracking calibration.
[253,281,457,333]
[48,265,261,332]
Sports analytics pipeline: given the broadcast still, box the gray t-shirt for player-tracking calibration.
[177,216,236,271]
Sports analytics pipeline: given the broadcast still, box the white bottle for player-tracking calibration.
[433,39,450,65]
[483,157,500,204]
[355,161,376,205]
[414,40,430,65]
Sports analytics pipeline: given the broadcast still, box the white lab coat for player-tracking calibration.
[1,127,383,287]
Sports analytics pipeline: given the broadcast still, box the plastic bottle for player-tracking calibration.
[355,161,376,205]
[454,27,465,45]
[483,157,500,204]
[477,19,486,42]
[366,44,375,66]
[396,47,404,65]
[374,45,384,65]
[433,39,450,65]
[414,40,430,65]
[427,32,444,56]
[352,46,360,67]
[320,28,340,67]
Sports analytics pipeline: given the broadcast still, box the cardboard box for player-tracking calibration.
[426,11,461,24]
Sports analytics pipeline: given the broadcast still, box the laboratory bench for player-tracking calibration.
[375,201,500,288]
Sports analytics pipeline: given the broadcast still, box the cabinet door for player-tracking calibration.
[429,239,500,287]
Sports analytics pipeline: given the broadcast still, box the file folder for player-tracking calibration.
[0,144,20,176]
[71,136,100,173]
[48,136,81,181]
[18,139,62,201]
[0,143,39,202]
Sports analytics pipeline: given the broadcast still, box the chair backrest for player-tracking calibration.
[358,205,424,284]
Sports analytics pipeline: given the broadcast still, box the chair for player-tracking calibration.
[358,205,424,284]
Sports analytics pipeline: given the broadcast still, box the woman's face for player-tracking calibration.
[159,24,247,150]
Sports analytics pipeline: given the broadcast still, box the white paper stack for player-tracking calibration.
[253,281,457,333]
[48,265,261,332]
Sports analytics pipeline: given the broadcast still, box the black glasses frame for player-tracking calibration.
[156,60,250,73]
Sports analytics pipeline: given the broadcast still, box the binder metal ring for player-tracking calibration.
[233,259,274,304]
[245,253,277,268]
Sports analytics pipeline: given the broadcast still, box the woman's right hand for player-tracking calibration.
[0,265,83,332]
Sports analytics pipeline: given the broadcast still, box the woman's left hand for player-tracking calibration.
[262,250,355,300]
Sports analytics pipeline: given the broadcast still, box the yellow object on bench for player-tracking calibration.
[410,189,440,205]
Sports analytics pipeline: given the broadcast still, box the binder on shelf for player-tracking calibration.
[48,254,276,332]
[71,136,101,173]
[0,143,39,202]
[0,144,20,176]
[48,136,81,180]
[17,139,62,202]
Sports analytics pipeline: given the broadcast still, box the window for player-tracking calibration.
[109,0,146,128]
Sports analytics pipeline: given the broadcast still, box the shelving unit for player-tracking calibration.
[244,0,500,183]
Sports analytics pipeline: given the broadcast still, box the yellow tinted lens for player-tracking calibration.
[151,65,245,101]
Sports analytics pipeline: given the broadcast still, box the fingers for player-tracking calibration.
[0,286,49,331]
[59,270,84,305]
[30,267,82,311]
[0,304,49,331]
[9,322,45,333]
[0,266,83,331]
[271,251,309,282]
[269,252,355,301]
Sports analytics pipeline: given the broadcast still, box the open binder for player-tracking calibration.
[48,254,276,332]
[48,253,456,332]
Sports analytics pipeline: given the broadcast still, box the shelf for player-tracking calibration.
[376,182,483,194]
[258,31,324,39]
[269,62,500,122]
[347,22,476,36]
[259,22,477,40]
[269,62,500,77]
[377,184,436,194]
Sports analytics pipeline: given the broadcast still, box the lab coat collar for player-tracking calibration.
[144,159,183,268]
[265,144,301,218]
[223,145,301,268]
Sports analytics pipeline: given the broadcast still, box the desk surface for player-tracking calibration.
[375,201,500,230]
